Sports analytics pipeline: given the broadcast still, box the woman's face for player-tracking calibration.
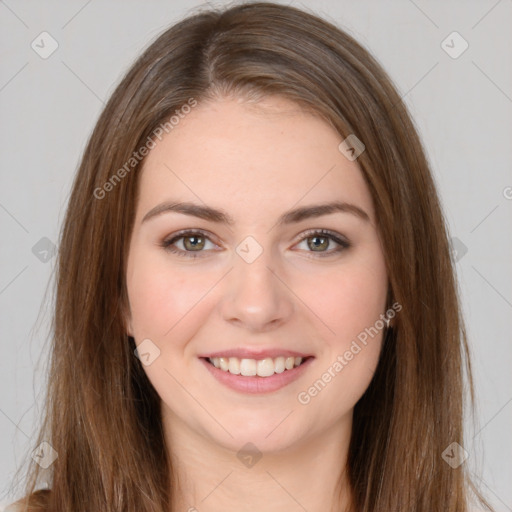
[125,95,389,454]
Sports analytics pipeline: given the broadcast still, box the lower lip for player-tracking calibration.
[200,357,314,394]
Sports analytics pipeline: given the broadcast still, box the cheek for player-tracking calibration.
[294,259,388,404]
[302,260,388,343]
[322,278,385,361]
[126,251,210,341]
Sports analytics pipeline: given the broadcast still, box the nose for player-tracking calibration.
[219,245,294,333]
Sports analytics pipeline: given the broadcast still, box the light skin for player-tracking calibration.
[125,94,389,512]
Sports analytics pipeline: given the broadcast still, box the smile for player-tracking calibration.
[200,356,314,394]
[208,355,304,377]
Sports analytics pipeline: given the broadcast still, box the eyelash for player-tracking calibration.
[160,229,350,259]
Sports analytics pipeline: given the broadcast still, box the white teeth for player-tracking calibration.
[274,357,285,373]
[228,357,240,375]
[208,355,304,377]
[257,358,274,377]
[240,359,257,376]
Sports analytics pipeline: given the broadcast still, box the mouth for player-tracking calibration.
[202,355,312,378]
[199,355,314,394]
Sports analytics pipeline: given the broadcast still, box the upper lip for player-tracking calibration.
[199,348,313,359]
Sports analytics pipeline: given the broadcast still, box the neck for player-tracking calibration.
[164,410,354,512]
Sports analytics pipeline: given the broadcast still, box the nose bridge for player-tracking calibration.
[220,236,294,330]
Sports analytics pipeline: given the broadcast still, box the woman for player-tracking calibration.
[7,2,494,511]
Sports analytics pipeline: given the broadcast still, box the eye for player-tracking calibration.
[161,230,218,258]
[160,228,350,259]
[294,229,350,257]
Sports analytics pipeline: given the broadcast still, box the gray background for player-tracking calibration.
[0,0,511,510]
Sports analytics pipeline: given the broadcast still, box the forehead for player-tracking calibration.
[135,96,375,224]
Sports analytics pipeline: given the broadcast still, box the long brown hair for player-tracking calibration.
[9,2,494,511]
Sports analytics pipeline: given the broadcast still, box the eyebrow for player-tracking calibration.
[141,200,370,226]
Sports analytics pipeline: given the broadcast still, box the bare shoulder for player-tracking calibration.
[1,489,51,512]
[2,503,23,512]
[2,496,45,512]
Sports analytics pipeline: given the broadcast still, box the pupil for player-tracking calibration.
[185,236,204,251]
[310,236,328,251]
